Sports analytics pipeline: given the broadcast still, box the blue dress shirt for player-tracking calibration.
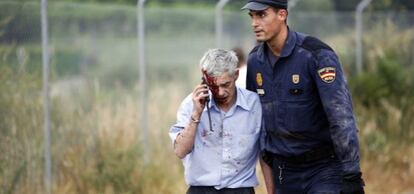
[169,87,262,189]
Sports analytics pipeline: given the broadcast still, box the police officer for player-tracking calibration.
[241,0,365,194]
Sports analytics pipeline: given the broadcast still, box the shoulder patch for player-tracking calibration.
[318,67,336,83]
[301,36,333,53]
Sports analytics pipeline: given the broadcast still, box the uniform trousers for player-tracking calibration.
[272,157,342,194]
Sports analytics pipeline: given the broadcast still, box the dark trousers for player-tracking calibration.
[186,186,255,194]
[272,158,342,194]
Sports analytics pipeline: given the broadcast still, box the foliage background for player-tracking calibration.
[1,0,414,193]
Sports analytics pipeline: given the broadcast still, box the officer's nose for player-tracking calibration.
[251,17,259,28]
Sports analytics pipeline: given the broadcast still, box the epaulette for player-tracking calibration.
[301,36,333,54]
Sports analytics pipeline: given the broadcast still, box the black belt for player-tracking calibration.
[263,145,336,165]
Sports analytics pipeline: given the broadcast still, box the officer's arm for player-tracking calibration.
[252,95,275,194]
[246,55,256,92]
[260,158,275,194]
[310,49,361,174]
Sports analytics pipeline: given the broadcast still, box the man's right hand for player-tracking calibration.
[192,84,209,117]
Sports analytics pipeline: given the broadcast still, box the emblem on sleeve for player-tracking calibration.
[318,67,336,83]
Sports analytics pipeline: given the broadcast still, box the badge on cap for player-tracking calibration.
[292,74,300,84]
[318,67,336,83]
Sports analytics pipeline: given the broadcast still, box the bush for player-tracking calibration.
[349,57,414,107]
[0,65,44,193]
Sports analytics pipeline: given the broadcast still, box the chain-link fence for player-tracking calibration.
[1,1,413,193]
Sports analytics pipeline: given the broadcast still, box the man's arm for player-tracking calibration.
[174,111,201,159]
[260,157,275,194]
[173,84,209,159]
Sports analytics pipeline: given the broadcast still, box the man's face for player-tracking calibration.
[248,8,286,42]
[205,71,238,107]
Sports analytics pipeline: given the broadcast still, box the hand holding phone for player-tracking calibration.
[191,78,209,116]
[200,77,210,105]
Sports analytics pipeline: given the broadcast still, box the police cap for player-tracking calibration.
[241,0,288,11]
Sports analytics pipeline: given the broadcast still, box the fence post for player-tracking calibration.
[40,0,52,193]
[137,0,148,164]
[216,0,230,48]
[355,0,372,74]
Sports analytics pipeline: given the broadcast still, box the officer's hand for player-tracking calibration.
[340,172,365,194]
[191,84,209,116]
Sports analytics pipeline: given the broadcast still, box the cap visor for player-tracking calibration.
[241,2,270,11]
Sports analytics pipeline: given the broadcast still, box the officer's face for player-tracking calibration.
[248,8,287,42]
[208,71,238,108]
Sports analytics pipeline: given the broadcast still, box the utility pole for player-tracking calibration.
[40,0,52,193]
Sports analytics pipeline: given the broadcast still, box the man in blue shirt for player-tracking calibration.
[241,0,365,194]
[169,49,263,194]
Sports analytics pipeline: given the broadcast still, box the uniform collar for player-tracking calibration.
[256,26,296,63]
[208,87,250,112]
[280,26,296,57]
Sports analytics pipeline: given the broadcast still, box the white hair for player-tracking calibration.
[199,48,239,77]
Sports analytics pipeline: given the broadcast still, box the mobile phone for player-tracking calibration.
[201,75,213,131]
[201,77,210,103]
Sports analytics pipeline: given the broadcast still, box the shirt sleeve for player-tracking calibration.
[168,94,193,146]
[252,93,263,138]
[310,49,361,174]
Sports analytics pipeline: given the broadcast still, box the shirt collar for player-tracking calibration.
[235,87,250,111]
[280,26,296,57]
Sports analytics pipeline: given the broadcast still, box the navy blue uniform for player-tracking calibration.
[246,28,362,193]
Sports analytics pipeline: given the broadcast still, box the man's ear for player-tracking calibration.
[277,9,288,21]
[235,69,240,80]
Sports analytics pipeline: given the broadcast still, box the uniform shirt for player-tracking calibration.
[246,27,361,175]
[169,87,262,189]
